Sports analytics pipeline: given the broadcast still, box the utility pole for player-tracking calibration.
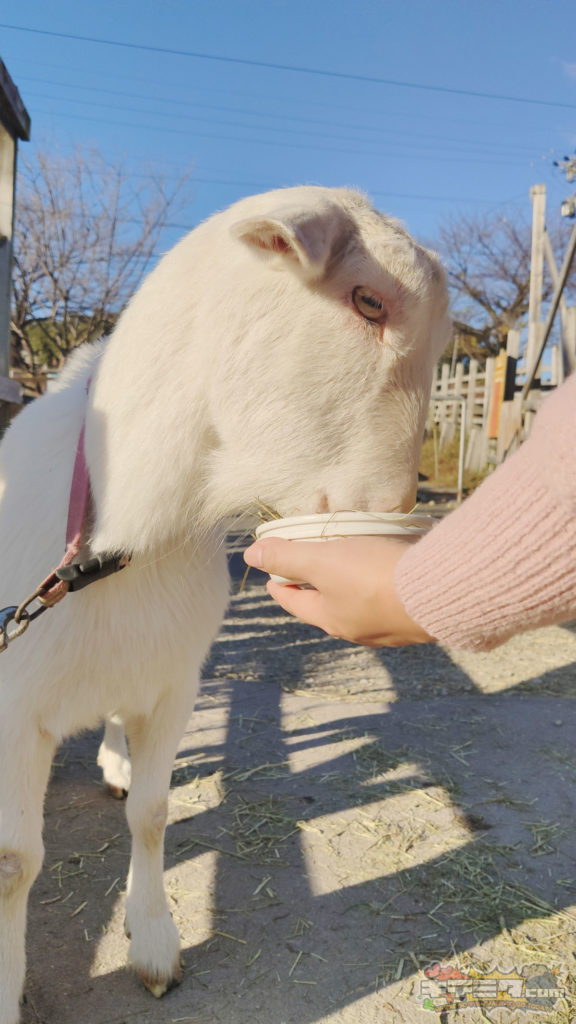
[554,154,576,217]
[523,220,576,396]
[555,153,576,372]
[522,168,576,399]
[501,167,576,457]
[525,184,546,383]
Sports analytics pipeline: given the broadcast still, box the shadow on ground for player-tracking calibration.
[21,544,576,1024]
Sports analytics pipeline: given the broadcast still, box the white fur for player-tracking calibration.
[0,186,449,1023]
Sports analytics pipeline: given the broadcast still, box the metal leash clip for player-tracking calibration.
[0,553,131,654]
[0,606,30,653]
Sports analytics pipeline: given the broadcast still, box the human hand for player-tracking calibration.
[243,535,435,647]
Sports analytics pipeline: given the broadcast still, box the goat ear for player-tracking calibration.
[231,204,348,276]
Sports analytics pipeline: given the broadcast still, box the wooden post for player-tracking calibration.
[446,361,464,448]
[466,358,477,432]
[483,357,495,428]
[454,361,464,400]
[476,356,494,469]
[0,60,30,427]
[0,124,18,382]
[495,330,521,463]
[487,347,507,438]
[439,362,451,446]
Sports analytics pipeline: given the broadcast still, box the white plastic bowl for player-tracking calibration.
[255,510,434,585]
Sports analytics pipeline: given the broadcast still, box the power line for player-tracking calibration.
[13,59,564,136]
[27,106,529,167]
[2,21,576,111]
[22,90,537,160]
[17,78,540,157]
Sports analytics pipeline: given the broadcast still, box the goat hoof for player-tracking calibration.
[106,783,128,800]
[140,963,182,998]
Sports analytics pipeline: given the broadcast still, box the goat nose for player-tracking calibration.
[314,491,330,514]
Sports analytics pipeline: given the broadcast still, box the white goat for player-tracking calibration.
[0,186,450,1023]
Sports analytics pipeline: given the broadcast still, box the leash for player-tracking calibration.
[0,382,130,652]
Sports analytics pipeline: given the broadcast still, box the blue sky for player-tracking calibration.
[2,0,576,256]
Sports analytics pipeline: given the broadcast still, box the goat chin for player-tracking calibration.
[0,185,450,1023]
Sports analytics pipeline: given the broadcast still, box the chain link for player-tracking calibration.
[0,607,31,652]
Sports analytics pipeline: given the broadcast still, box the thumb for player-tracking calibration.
[244,537,321,586]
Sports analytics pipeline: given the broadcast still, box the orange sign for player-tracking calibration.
[488,349,508,439]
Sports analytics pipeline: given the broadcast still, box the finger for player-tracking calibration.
[266,580,335,632]
[244,537,326,585]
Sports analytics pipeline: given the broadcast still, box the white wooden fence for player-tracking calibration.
[429,357,494,474]
[428,338,563,475]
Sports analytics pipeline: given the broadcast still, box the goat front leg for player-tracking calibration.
[0,715,56,1024]
[123,686,196,997]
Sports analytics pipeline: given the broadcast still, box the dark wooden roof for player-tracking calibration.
[0,58,30,141]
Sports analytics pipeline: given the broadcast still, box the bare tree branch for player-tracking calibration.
[432,209,576,361]
[11,146,192,386]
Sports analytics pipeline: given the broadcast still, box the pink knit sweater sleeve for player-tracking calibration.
[395,373,576,651]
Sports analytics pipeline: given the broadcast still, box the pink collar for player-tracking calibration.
[63,412,91,567]
[0,378,129,649]
[37,377,129,606]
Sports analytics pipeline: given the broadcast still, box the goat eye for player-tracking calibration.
[352,286,386,323]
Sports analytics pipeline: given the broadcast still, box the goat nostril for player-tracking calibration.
[315,492,330,514]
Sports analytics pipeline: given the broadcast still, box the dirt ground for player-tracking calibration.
[20,537,576,1024]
